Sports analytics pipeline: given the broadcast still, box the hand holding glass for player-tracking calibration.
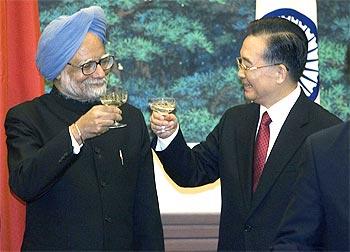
[100,87,128,128]
[149,97,176,132]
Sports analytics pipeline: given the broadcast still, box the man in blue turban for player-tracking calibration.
[5,6,164,251]
[36,6,107,81]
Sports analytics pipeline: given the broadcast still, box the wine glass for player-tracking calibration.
[100,86,128,128]
[149,97,176,115]
[149,97,176,132]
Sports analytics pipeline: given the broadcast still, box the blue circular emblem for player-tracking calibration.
[263,8,319,101]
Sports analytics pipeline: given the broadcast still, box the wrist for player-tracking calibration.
[70,123,84,145]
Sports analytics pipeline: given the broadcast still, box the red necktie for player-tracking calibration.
[253,111,272,192]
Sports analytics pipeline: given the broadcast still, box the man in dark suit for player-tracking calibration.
[272,43,350,251]
[5,6,164,251]
[272,121,349,251]
[150,17,341,251]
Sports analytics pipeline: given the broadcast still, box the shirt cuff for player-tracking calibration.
[155,125,179,151]
[69,127,83,154]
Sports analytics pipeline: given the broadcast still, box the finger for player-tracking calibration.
[90,119,115,131]
[151,111,165,121]
[163,113,177,121]
[99,110,123,122]
[156,130,173,139]
[151,116,169,127]
[150,122,165,132]
[98,105,122,114]
[98,125,110,135]
[154,123,177,134]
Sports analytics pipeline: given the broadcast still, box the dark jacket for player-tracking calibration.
[273,121,349,251]
[6,87,164,251]
[154,92,341,251]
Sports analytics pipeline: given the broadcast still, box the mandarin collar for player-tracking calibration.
[50,86,100,114]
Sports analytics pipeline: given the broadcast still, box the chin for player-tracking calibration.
[80,89,103,102]
[244,91,256,101]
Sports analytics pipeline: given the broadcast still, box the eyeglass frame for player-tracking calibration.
[67,54,116,76]
[236,57,289,72]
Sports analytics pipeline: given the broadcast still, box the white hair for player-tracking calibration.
[57,68,107,102]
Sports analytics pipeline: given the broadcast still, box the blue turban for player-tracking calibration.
[36,6,107,80]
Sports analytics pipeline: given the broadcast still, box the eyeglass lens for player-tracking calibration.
[82,56,114,75]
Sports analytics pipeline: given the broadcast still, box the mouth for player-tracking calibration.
[94,81,105,87]
[83,78,106,87]
[242,82,253,90]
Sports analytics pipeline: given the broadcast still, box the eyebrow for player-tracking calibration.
[78,58,93,66]
[78,53,109,66]
[241,56,253,65]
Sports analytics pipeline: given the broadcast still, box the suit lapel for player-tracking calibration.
[250,93,310,212]
[236,104,260,209]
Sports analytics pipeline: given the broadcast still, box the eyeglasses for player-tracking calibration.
[236,57,289,72]
[67,54,115,75]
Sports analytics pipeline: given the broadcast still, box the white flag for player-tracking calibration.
[256,0,319,103]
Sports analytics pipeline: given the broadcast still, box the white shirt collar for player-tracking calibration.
[259,86,301,123]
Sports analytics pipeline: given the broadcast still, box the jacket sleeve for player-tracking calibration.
[5,107,77,202]
[133,112,164,251]
[153,112,228,187]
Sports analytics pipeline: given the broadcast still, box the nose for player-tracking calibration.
[237,68,246,80]
[92,64,106,78]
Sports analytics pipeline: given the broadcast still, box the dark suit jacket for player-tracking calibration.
[154,91,341,251]
[273,121,349,251]
[5,87,164,251]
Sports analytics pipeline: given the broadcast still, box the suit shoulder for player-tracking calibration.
[6,95,47,118]
[224,102,258,117]
[306,100,342,124]
[309,121,349,146]
[307,121,349,173]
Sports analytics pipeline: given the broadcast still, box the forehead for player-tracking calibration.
[71,32,106,63]
[240,35,268,62]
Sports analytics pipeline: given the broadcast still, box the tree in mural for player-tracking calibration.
[39,0,349,142]
[317,0,350,120]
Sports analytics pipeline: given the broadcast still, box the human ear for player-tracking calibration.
[276,64,288,84]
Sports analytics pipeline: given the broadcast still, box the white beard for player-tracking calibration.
[59,70,107,102]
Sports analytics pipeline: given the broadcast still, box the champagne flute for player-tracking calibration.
[149,97,176,132]
[100,86,128,128]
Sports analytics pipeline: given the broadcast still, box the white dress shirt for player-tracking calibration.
[69,127,83,154]
[155,125,179,151]
[258,86,301,161]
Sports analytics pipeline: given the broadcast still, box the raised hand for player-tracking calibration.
[150,111,178,139]
[71,105,122,142]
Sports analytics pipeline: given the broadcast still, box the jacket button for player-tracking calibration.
[101,181,107,188]
[244,225,253,232]
[105,217,112,223]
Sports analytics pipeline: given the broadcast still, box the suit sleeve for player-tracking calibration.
[133,112,164,250]
[5,107,76,202]
[154,112,226,187]
[272,138,325,251]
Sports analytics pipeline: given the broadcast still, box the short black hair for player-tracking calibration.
[245,17,308,83]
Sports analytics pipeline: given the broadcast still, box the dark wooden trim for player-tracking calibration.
[161,214,220,251]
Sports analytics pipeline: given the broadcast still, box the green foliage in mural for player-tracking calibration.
[321,84,350,120]
[319,40,347,83]
[317,0,350,121]
[39,0,349,142]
